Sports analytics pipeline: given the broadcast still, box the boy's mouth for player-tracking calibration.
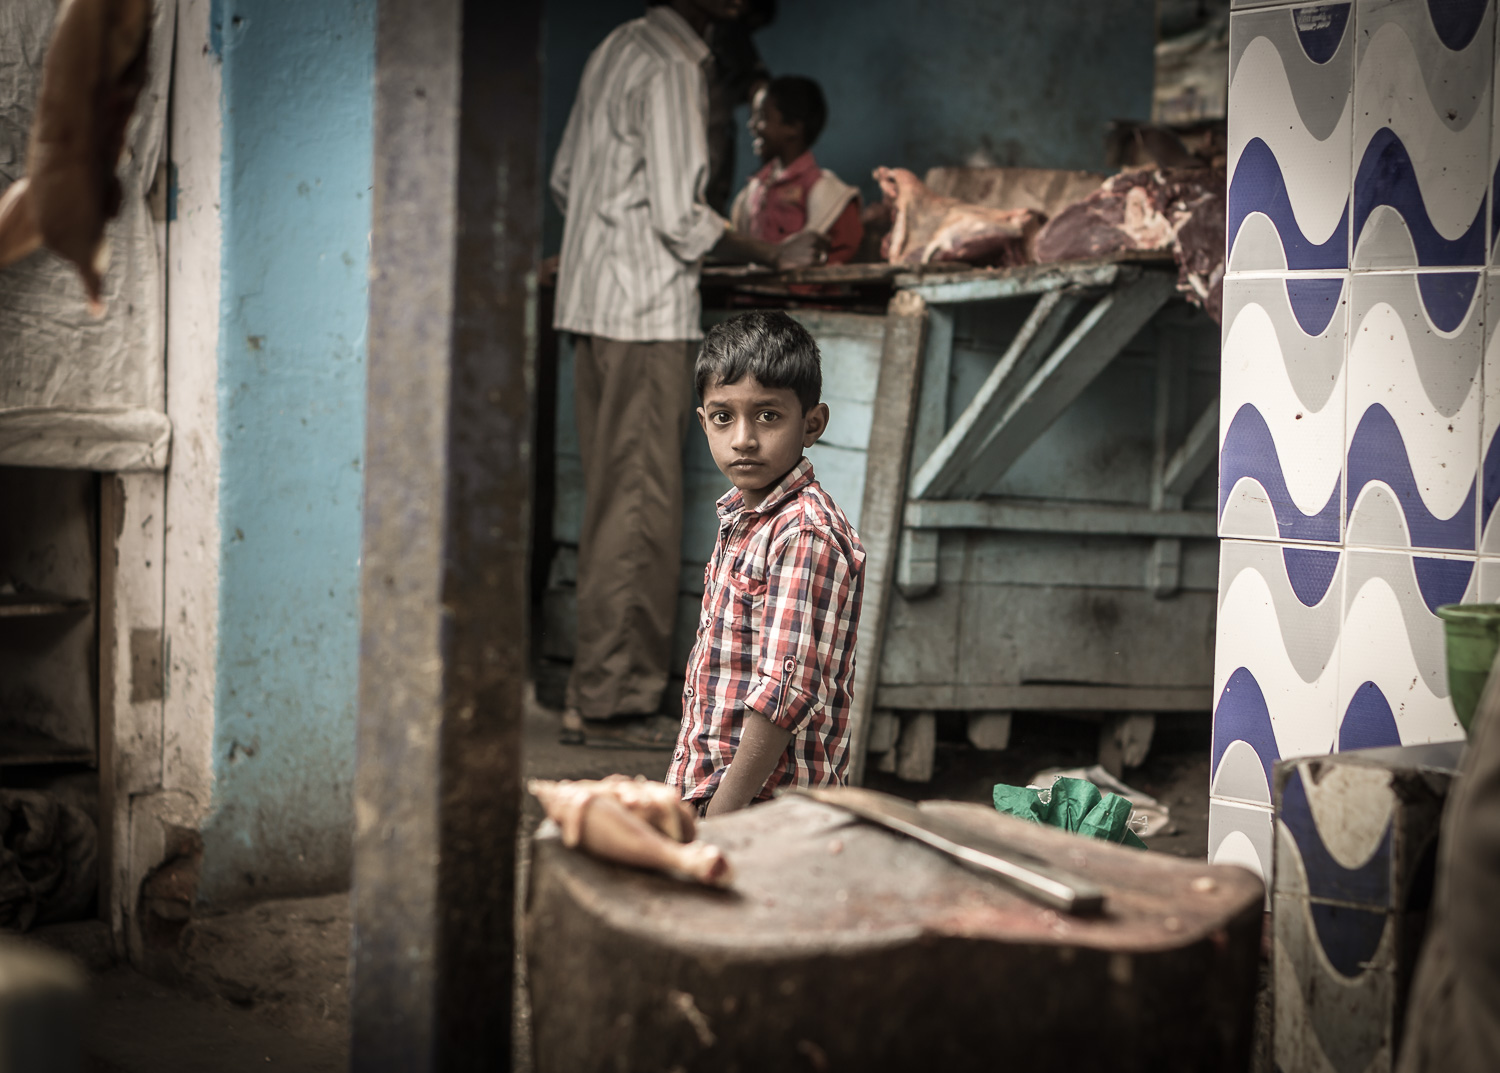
[728,459,762,471]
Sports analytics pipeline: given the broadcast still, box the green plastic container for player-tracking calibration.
[1436,603,1500,736]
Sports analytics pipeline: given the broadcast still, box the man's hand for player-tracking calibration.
[773,230,830,270]
[538,254,560,288]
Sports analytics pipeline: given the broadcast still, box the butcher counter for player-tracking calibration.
[534,256,1222,782]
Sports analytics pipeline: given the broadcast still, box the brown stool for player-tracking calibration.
[525,794,1263,1072]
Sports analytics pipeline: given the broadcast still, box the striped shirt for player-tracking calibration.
[550,7,726,342]
[667,459,866,804]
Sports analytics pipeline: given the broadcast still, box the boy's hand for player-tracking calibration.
[773,231,830,270]
[705,710,794,817]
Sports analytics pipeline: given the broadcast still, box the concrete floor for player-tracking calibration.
[80,692,1216,1072]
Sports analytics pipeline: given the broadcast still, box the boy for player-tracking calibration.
[666,311,866,816]
[730,76,863,266]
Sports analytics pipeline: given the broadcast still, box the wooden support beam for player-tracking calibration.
[895,711,937,783]
[967,712,1013,751]
[847,292,929,785]
[925,270,1178,499]
[896,306,954,599]
[910,287,1082,500]
[904,497,1217,538]
[351,0,537,1067]
[1163,397,1219,498]
[894,258,1126,304]
[1098,714,1156,777]
[1149,338,1187,597]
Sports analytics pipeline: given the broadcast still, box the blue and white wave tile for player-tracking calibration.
[1352,0,1494,269]
[1221,276,1347,543]
[1210,798,1275,897]
[1228,3,1353,272]
[1338,548,1470,749]
[1480,274,1500,549]
[1213,541,1344,807]
[1346,272,1482,552]
[1481,556,1500,600]
[1273,759,1400,1073]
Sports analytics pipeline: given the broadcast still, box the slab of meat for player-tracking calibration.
[1031,165,1226,322]
[0,0,152,313]
[528,775,733,888]
[875,167,1043,268]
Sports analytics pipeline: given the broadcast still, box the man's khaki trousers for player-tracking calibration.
[565,335,695,720]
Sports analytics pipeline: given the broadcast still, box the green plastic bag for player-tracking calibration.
[991,776,1148,850]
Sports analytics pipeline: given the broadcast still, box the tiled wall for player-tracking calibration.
[1213,0,1496,887]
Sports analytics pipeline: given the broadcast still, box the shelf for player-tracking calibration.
[0,728,94,767]
[0,591,89,619]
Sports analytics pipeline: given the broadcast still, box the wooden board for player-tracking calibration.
[526,794,1262,1073]
[846,293,928,784]
[0,593,88,618]
[878,579,1216,694]
[0,726,95,766]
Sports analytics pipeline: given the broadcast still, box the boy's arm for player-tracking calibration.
[707,527,855,815]
[704,711,793,816]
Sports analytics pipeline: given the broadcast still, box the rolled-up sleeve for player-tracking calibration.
[743,528,853,733]
[640,64,726,263]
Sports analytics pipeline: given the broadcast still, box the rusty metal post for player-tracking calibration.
[351,0,539,1068]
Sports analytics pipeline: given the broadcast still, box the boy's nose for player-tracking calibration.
[731,420,757,449]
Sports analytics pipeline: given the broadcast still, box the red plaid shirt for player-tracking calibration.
[668,458,865,804]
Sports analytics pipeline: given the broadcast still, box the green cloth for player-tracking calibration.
[992,776,1148,850]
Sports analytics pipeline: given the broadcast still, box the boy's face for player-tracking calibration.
[748,89,802,165]
[698,375,828,510]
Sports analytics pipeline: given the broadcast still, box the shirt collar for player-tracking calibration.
[644,6,711,67]
[755,151,819,187]
[716,457,815,520]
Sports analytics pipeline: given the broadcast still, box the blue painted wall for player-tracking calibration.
[541,0,1156,252]
[201,0,374,903]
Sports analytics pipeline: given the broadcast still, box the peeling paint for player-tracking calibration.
[198,0,374,904]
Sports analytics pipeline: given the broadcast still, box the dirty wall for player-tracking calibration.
[189,0,375,904]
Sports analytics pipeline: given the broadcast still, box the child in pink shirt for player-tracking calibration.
[730,76,863,266]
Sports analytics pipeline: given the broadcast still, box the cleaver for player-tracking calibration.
[791,786,1106,916]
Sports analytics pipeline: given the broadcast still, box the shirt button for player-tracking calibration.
[701,613,711,627]
[674,747,685,760]
[784,657,796,672]
[685,686,694,698]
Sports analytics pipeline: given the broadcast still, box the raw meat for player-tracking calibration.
[1031,165,1226,322]
[528,775,733,888]
[875,166,1043,268]
[0,0,152,313]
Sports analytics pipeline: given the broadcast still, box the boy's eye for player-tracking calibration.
[710,411,732,425]
[758,411,779,422]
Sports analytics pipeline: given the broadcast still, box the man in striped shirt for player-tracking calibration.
[666,311,865,814]
[551,0,825,746]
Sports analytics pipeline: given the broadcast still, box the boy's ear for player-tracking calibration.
[802,402,829,448]
[696,405,709,434]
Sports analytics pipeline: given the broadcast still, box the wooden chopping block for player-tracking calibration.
[525,795,1263,1073]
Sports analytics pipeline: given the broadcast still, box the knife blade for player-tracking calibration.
[791,786,1106,916]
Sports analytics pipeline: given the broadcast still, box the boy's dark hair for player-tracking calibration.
[764,76,827,146]
[696,310,822,412]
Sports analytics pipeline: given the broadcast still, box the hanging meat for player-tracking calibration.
[874,166,1043,269]
[0,0,152,314]
[528,776,733,888]
[1031,166,1226,322]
